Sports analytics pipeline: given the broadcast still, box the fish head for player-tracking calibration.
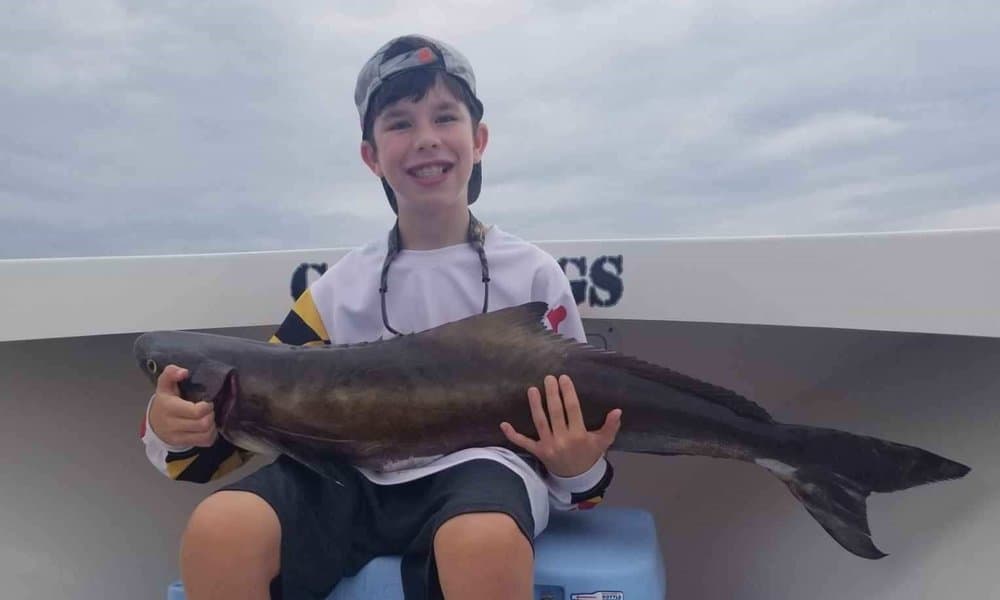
[133,330,213,385]
[133,330,241,428]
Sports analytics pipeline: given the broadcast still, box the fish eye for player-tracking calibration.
[145,359,158,374]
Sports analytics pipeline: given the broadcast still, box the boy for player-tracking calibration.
[143,34,622,600]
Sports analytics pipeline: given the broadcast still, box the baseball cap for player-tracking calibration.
[355,34,483,127]
[355,35,485,212]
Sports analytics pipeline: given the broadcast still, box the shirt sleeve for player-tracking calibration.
[546,456,616,511]
[534,255,616,510]
[535,258,587,345]
[140,287,331,482]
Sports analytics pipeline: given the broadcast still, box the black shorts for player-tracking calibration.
[220,456,535,600]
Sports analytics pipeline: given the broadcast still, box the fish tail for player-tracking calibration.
[756,426,970,559]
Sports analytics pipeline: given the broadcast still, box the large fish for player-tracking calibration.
[134,302,970,559]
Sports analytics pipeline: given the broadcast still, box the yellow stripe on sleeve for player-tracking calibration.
[210,450,251,481]
[166,455,198,480]
[291,288,329,341]
[270,288,330,346]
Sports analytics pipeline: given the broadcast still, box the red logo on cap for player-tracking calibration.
[416,47,434,63]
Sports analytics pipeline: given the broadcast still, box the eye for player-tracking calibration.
[145,359,158,374]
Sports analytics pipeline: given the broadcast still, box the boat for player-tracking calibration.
[1,227,996,598]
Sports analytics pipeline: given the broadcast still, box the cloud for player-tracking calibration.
[751,112,905,161]
[2,0,999,258]
[898,200,1000,232]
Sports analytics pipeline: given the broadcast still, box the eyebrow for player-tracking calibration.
[379,107,410,120]
[379,101,461,121]
[431,100,461,112]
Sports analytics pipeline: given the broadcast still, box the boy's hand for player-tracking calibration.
[147,365,218,448]
[500,374,622,478]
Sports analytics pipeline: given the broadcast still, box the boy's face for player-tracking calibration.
[361,79,488,217]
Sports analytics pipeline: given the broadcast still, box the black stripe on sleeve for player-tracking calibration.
[164,447,201,462]
[570,458,615,505]
[173,436,240,483]
[271,309,322,346]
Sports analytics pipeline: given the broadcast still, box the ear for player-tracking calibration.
[473,121,489,164]
[360,140,383,177]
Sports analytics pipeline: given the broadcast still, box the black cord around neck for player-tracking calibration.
[379,211,490,336]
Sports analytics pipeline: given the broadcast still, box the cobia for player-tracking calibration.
[134,302,971,559]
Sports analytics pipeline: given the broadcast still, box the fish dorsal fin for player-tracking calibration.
[413,301,555,345]
[580,348,775,423]
[407,302,589,369]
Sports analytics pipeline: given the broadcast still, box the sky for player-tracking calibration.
[2,0,999,258]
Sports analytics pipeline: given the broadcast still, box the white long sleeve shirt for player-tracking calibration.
[142,225,613,536]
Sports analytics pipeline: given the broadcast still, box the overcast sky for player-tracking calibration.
[2,0,999,258]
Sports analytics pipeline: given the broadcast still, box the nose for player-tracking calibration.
[413,120,440,151]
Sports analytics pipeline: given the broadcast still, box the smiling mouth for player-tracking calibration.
[407,164,452,179]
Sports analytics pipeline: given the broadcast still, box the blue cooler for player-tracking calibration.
[168,506,666,600]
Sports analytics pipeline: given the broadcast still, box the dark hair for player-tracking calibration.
[361,36,485,212]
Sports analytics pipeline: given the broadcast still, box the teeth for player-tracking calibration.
[412,165,446,178]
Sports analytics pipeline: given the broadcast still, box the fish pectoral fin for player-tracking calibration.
[236,424,354,488]
[257,425,390,463]
[179,359,235,404]
[273,443,347,488]
[257,424,360,447]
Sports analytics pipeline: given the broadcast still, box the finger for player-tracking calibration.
[597,409,623,445]
[161,394,213,419]
[527,386,552,444]
[188,400,215,419]
[544,375,567,435]
[500,422,538,454]
[558,375,585,431]
[156,365,189,394]
[173,410,217,434]
[171,428,218,448]
[167,396,214,417]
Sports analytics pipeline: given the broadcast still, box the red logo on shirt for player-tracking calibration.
[546,305,567,333]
